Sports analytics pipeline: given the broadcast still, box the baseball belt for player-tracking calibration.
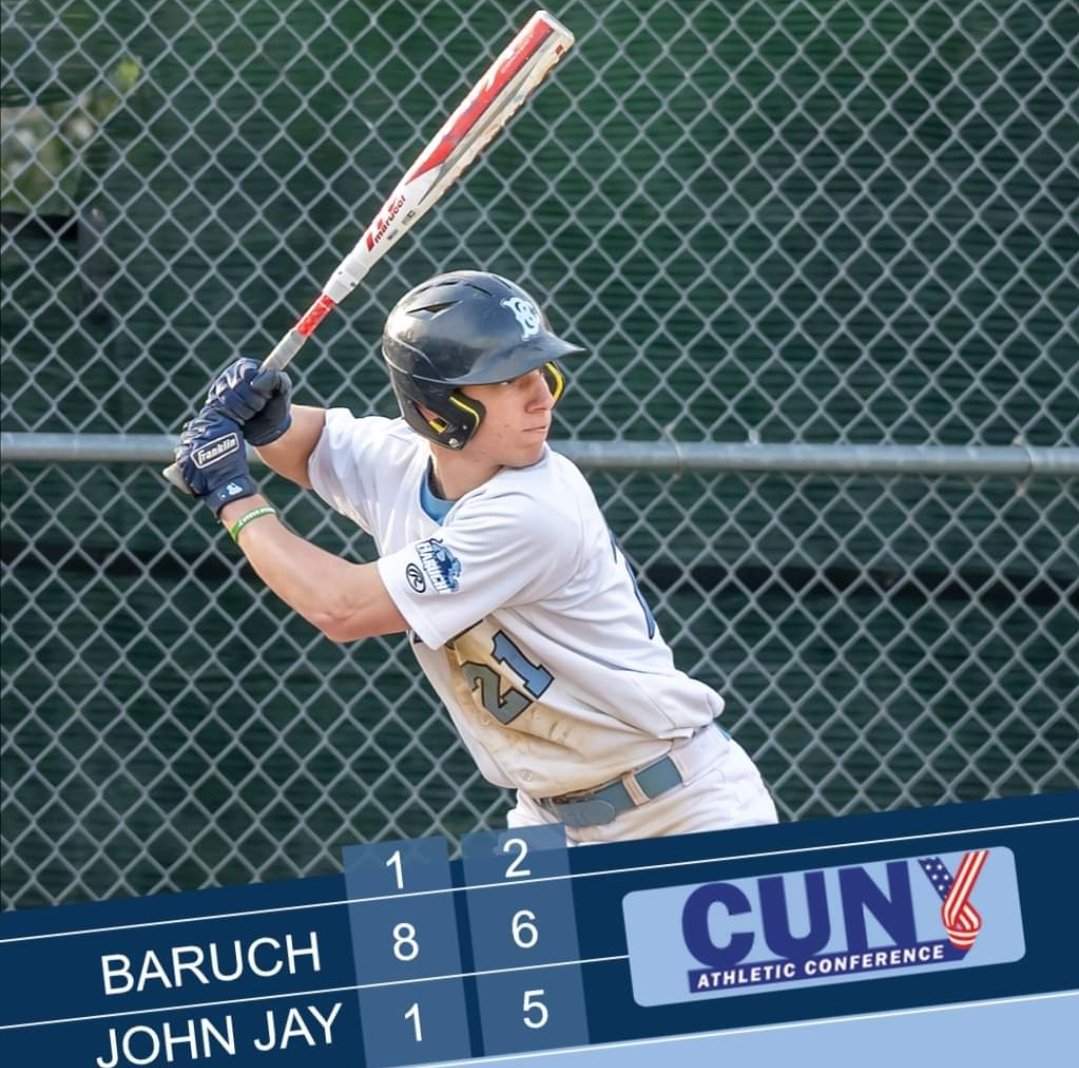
[537,721,730,829]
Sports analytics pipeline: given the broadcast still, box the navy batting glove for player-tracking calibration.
[205,358,293,447]
[174,407,259,515]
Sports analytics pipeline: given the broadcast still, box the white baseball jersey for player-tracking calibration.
[308,411,725,800]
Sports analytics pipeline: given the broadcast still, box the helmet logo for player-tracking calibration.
[500,297,542,340]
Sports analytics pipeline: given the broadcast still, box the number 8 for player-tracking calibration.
[393,921,420,961]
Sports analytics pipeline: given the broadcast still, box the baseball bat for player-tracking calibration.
[164,9,574,490]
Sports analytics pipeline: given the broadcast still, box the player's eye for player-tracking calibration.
[505,369,540,386]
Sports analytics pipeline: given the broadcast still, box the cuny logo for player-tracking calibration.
[620,846,1024,1006]
[682,851,990,994]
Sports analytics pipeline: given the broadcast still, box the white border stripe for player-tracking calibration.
[0,955,628,1031]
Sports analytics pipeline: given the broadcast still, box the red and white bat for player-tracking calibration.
[164,9,574,490]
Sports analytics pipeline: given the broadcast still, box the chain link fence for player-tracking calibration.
[2,0,1077,910]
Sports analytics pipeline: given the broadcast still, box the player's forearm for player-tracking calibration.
[219,496,406,641]
[254,405,326,488]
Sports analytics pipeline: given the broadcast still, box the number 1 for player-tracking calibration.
[405,1002,422,1042]
[386,849,404,890]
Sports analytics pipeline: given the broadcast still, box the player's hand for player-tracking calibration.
[205,358,293,446]
[173,406,260,514]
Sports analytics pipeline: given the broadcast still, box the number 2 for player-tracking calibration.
[502,837,531,878]
[459,631,553,726]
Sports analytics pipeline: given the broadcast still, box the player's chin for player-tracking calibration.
[509,435,548,467]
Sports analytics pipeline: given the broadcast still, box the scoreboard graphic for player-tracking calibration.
[1,793,1075,1066]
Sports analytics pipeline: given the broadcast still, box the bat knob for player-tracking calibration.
[162,461,195,494]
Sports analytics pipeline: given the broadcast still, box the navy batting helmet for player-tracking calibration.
[382,270,584,449]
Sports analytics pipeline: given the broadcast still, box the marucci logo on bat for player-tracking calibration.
[365,193,408,252]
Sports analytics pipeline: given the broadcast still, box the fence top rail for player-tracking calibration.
[2,433,1078,478]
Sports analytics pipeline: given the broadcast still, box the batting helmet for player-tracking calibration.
[382,270,584,449]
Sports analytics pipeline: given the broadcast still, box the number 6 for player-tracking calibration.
[512,908,539,949]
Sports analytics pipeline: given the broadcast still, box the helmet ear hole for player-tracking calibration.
[447,392,484,445]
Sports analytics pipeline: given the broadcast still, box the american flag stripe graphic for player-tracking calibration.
[941,849,989,949]
[919,851,990,950]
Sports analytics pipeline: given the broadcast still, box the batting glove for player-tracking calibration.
[173,407,260,515]
[205,358,293,446]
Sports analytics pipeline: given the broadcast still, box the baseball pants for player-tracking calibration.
[507,728,779,845]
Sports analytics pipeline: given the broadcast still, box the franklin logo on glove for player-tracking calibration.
[172,407,259,515]
[192,433,241,469]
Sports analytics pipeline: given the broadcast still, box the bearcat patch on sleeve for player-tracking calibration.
[413,538,462,593]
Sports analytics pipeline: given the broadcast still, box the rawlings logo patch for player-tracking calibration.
[500,296,541,340]
[192,432,240,468]
[405,563,426,593]
[415,539,461,593]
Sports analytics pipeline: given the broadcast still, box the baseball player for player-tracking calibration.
[174,270,778,844]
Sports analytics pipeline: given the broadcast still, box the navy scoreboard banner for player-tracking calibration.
[1,794,1076,1066]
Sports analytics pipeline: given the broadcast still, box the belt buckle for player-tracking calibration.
[542,772,627,828]
[539,748,686,830]
[549,797,619,828]
[547,771,620,808]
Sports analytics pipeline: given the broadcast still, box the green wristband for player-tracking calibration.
[228,505,277,544]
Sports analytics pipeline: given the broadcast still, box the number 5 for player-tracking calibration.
[522,989,548,1029]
